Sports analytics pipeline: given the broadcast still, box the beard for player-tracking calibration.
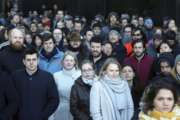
[92,51,101,58]
[135,51,144,58]
[11,42,24,51]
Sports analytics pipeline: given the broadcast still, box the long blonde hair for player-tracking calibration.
[99,58,121,77]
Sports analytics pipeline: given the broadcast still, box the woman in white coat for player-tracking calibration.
[53,51,81,120]
[90,58,134,120]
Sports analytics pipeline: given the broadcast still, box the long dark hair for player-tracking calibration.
[121,64,139,89]
[121,64,141,109]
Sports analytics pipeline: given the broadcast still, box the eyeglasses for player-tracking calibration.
[82,68,94,72]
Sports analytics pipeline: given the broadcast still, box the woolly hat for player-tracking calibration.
[175,54,180,65]
[158,52,175,68]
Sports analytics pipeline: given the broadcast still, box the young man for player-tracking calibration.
[124,40,154,91]
[90,35,106,74]
[39,33,64,74]
[12,47,59,120]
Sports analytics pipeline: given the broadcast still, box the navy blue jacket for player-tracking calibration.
[12,69,59,120]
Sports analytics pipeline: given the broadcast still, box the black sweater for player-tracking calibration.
[12,69,59,120]
[0,46,25,75]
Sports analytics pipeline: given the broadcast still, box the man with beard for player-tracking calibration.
[123,40,154,94]
[89,35,106,75]
[0,28,25,75]
[121,25,132,45]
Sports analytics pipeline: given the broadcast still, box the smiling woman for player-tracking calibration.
[53,51,81,120]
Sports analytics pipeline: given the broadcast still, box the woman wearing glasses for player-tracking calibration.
[70,60,97,120]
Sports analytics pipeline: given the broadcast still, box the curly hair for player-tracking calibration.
[140,78,178,114]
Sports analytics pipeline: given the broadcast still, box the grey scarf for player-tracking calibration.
[101,75,134,120]
[102,75,126,93]
[102,75,128,110]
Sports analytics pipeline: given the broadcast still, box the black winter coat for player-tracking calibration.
[0,72,18,120]
[70,77,92,120]
[12,69,59,120]
[0,46,25,75]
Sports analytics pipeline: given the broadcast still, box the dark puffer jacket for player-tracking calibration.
[70,77,92,120]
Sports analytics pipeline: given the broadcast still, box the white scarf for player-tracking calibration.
[82,76,97,86]
[62,67,76,77]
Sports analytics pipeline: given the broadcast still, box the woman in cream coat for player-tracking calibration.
[52,51,81,120]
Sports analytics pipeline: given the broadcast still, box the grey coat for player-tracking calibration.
[90,80,134,120]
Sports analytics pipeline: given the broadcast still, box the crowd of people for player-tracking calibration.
[0,4,180,120]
